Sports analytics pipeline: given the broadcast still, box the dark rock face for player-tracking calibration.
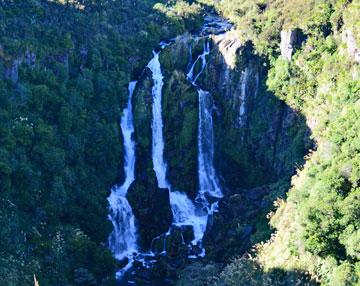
[4,57,23,84]
[203,184,269,261]
[162,55,199,199]
[3,49,71,84]
[127,68,172,249]
[196,31,310,259]
[24,50,36,67]
[127,28,311,281]
[199,33,311,191]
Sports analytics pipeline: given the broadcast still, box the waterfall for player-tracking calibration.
[185,42,223,254]
[189,43,223,208]
[197,89,223,212]
[110,16,231,278]
[238,67,259,128]
[238,67,252,127]
[147,48,208,256]
[147,51,170,189]
[169,191,207,251]
[201,15,232,35]
[107,81,138,276]
[187,42,210,84]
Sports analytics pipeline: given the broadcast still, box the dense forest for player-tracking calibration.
[0,0,201,284]
[0,0,359,285]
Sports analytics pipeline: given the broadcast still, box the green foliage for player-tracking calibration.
[0,0,202,285]
[154,0,203,32]
[213,257,317,286]
[199,0,360,285]
[162,51,199,197]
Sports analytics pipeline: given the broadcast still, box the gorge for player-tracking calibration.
[1,1,358,286]
[111,15,310,285]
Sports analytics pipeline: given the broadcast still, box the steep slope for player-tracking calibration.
[193,1,360,285]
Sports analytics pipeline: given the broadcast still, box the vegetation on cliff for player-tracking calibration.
[197,0,360,285]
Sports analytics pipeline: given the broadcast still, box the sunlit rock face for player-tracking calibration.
[280,29,307,61]
[342,29,360,63]
[212,30,243,69]
[280,30,297,61]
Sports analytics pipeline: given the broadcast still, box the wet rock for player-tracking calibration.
[128,69,173,248]
[128,180,172,249]
[118,257,130,270]
[189,245,203,257]
[181,225,195,245]
[166,228,189,258]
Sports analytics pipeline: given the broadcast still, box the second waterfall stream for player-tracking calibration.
[107,81,138,277]
[145,39,224,257]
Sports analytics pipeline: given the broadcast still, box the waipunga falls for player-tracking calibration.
[0,1,359,285]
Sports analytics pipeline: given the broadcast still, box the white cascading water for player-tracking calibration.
[109,17,232,278]
[184,18,230,249]
[144,40,224,258]
[107,81,138,277]
[187,42,224,254]
[169,191,207,250]
[188,43,223,210]
[201,15,233,35]
[135,51,171,257]
[147,51,170,189]
[197,89,223,212]
[239,67,251,124]
[147,49,208,256]
[187,42,210,84]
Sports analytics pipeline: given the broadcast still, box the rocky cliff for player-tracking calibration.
[125,27,311,283]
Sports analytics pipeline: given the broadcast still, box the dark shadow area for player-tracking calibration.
[196,38,313,261]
